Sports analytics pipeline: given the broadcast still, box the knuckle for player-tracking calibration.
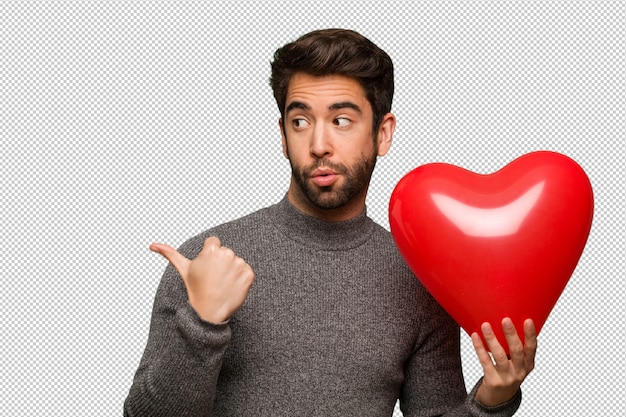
[202,244,218,257]
[232,255,245,265]
[241,264,255,283]
[221,247,236,259]
[509,344,524,356]
[202,238,219,253]
[494,353,508,363]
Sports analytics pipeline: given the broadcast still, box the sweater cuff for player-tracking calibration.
[175,303,232,351]
[466,377,522,416]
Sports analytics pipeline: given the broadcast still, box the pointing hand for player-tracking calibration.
[150,237,254,323]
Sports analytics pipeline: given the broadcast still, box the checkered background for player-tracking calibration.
[3,1,625,415]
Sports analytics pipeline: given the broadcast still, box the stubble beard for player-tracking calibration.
[289,152,378,210]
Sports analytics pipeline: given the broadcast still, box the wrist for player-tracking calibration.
[188,297,228,324]
[475,382,520,408]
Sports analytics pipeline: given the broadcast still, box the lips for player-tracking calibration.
[311,168,338,187]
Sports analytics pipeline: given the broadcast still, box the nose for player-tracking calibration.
[310,123,332,158]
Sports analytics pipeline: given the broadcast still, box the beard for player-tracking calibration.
[288,151,378,210]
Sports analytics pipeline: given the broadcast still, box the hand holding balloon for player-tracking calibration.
[472,318,537,406]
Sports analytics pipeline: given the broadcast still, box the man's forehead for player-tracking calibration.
[285,73,368,108]
[288,73,365,93]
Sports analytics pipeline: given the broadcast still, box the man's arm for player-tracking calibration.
[400,289,536,417]
[124,237,254,416]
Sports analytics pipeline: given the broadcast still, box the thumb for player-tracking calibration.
[150,242,191,279]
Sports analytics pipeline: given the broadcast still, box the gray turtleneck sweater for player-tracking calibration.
[124,196,521,416]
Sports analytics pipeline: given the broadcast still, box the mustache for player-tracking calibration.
[302,159,348,175]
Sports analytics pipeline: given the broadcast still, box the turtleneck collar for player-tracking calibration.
[270,194,375,251]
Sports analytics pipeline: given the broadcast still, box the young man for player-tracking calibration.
[124,29,536,416]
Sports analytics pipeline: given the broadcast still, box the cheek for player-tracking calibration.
[282,138,308,163]
[339,136,377,158]
[281,130,305,160]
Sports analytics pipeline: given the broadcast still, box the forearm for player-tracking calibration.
[400,292,521,417]
[125,251,232,417]
[124,303,231,416]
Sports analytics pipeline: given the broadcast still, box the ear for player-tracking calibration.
[376,113,396,157]
[279,118,289,159]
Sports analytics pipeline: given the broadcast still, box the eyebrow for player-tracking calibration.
[329,101,362,113]
[285,101,363,114]
[285,101,310,113]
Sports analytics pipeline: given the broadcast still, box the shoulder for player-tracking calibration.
[367,221,406,260]
[359,220,418,286]
[366,220,441,299]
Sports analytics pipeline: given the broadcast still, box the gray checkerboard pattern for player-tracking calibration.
[3,1,625,416]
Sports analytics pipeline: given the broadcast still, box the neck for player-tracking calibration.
[272,194,374,251]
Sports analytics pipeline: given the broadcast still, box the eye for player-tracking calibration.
[292,118,309,129]
[334,117,351,127]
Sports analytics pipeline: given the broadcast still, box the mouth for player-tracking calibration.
[311,168,339,187]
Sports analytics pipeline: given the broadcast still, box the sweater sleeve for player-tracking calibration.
[399,288,521,417]
[124,240,231,417]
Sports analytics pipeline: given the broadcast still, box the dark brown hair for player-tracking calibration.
[270,29,394,132]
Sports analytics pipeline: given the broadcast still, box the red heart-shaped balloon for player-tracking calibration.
[389,151,593,351]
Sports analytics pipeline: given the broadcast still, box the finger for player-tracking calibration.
[502,318,524,364]
[481,322,509,366]
[236,257,255,282]
[523,319,537,347]
[202,236,222,251]
[150,242,191,278]
[201,237,241,265]
[523,319,538,370]
[471,332,496,371]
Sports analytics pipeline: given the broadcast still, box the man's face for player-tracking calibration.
[280,73,394,221]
